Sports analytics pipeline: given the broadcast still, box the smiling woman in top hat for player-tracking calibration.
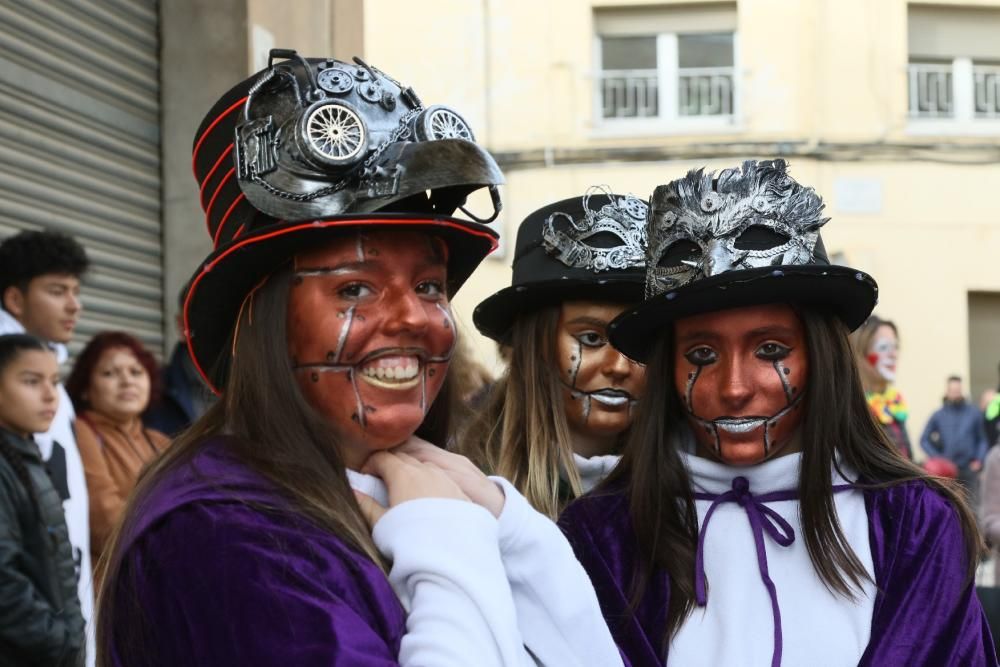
[559,160,994,666]
[94,50,620,667]
[464,188,648,518]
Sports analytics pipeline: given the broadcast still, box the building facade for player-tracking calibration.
[349,0,1000,441]
[4,0,999,444]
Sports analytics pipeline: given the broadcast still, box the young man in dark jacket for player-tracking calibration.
[922,375,991,502]
[0,334,84,666]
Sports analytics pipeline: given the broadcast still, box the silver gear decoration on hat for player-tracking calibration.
[316,67,355,94]
[541,185,648,273]
[301,102,368,165]
[415,105,475,142]
[646,159,828,298]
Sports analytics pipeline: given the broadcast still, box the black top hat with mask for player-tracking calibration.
[473,187,648,343]
[608,160,878,362]
[186,49,503,392]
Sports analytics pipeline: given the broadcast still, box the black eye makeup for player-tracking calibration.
[574,331,606,348]
[683,346,718,366]
[755,342,792,361]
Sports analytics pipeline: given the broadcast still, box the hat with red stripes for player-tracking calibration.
[186,49,502,392]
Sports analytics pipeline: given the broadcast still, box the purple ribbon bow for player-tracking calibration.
[693,476,853,667]
[694,476,797,667]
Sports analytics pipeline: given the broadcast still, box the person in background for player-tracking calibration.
[851,315,912,460]
[0,229,94,665]
[144,288,215,437]
[921,375,990,503]
[66,332,168,575]
[985,363,1000,450]
[0,334,84,665]
[464,189,648,518]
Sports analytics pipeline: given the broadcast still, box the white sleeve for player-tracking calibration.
[491,477,624,667]
[372,497,535,667]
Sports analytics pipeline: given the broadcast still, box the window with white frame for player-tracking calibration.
[594,4,737,126]
[907,5,1000,122]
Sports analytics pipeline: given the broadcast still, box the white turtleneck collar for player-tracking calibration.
[683,450,802,495]
[682,450,857,495]
[571,453,621,493]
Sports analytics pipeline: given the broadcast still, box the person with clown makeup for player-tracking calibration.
[559,160,995,667]
[464,188,648,519]
[94,50,622,667]
[851,315,913,461]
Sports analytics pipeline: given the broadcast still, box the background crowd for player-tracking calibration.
[0,229,212,665]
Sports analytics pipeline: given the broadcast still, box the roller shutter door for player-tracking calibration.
[0,0,162,358]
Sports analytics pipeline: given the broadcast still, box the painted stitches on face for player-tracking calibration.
[673,303,809,466]
[556,301,647,442]
[287,231,455,458]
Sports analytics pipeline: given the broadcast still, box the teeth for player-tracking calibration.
[359,355,421,388]
[361,365,419,381]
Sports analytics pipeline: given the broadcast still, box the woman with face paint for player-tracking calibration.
[559,160,995,667]
[466,188,648,518]
[93,52,621,667]
[851,315,912,461]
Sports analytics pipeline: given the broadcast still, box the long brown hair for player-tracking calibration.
[460,306,586,518]
[95,266,456,664]
[610,306,983,645]
[850,315,898,394]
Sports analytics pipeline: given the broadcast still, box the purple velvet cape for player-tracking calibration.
[558,480,998,667]
[106,439,407,666]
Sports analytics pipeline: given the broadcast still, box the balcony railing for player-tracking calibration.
[908,64,953,118]
[974,65,1000,118]
[678,67,734,117]
[599,69,658,119]
[598,67,735,121]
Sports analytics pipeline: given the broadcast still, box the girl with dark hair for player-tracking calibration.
[65,331,168,573]
[0,333,84,665]
[465,188,648,518]
[95,52,620,667]
[559,160,995,666]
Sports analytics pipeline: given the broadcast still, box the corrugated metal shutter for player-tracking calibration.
[0,0,162,358]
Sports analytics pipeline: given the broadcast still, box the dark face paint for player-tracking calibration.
[286,230,454,467]
[556,301,646,449]
[673,303,808,466]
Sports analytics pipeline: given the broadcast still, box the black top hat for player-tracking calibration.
[473,187,648,343]
[608,160,878,362]
[185,49,502,392]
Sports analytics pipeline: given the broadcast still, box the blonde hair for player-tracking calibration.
[849,315,898,394]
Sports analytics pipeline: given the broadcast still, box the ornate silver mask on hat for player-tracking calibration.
[646,160,828,297]
[541,186,648,273]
